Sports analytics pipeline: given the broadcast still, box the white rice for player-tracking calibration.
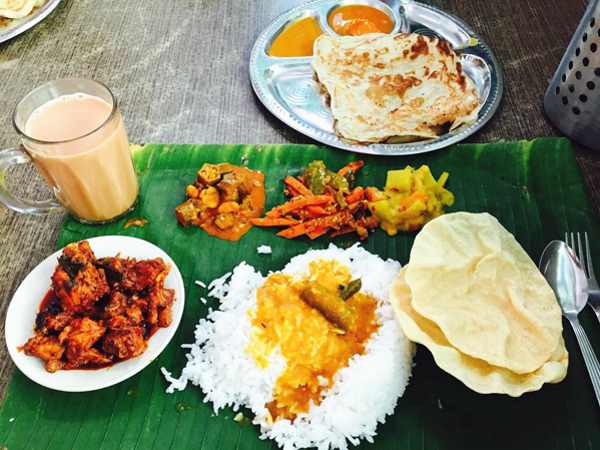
[194,280,207,288]
[257,245,273,254]
[162,244,414,450]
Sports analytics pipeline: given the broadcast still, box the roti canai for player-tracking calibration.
[312,33,479,144]
[0,0,44,20]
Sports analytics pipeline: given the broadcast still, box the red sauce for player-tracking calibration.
[76,361,115,370]
[146,325,159,339]
[28,289,161,371]
[39,289,57,312]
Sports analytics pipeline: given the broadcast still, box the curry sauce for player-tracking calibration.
[20,241,175,372]
[268,16,322,57]
[328,5,394,36]
[175,163,265,241]
[247,259,379,421]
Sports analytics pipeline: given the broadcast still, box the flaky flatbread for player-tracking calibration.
[0,0,44,19]
[312,33,479,144]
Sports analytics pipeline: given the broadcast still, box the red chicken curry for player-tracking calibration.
[20,240,175,372]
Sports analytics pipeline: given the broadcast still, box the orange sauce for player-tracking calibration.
[247,260,379,421]
[38,289,57,312]
[200,164,265,241]
[123,218,148,229]
[328,5,394,36]
[268,16,322,57]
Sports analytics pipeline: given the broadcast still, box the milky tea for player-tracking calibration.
[24,93,138,222]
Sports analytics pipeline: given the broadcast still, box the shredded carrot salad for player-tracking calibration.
[251,160,378,240]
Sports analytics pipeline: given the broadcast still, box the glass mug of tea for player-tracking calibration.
[0,79,138,223]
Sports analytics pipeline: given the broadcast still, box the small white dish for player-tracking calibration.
[5,235,185,392]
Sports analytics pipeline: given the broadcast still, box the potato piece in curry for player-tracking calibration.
[175,163,265,241]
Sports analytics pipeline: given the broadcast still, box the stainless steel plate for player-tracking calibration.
[0,0,62,44]
[249,0,503,156]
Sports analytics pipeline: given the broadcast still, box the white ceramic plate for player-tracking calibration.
[5,235,185,392]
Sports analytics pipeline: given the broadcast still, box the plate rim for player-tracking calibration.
[249,0,504,156]
[4,235,186,393]
[0,0,63,44]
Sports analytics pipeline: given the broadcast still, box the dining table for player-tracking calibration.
[0,0,599,404]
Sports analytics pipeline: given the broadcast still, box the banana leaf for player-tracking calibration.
[0,139,598,450]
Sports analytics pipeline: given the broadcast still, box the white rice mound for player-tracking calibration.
[162,244,415,450]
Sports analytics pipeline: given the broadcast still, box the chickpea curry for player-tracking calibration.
[20,241,175,372]
[175,163,265,241]
[246,259,379,421]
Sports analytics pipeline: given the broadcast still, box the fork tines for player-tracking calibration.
[565,231,598,285]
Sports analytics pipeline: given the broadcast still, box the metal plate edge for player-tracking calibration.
[0,0,63,44]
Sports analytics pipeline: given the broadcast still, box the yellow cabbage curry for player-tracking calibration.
[247,259,379,421]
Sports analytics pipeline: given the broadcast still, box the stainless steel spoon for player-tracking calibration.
[540,240,600,407]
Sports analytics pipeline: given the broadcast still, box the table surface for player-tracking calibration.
[0,0,599,400]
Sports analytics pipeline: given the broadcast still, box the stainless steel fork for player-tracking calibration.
[566,232,600,323]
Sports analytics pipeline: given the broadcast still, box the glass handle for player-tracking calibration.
[0,147,61,215]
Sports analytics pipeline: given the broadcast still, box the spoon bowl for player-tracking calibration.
[540,239,600,407]
[539,240,588,315]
